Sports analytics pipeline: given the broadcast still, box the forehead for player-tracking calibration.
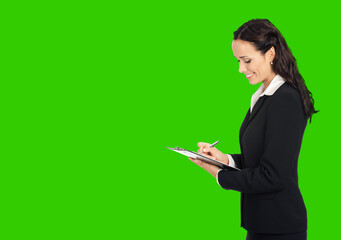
[232,39,258,58]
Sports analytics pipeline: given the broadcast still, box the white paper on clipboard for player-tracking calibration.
[166,146,240,171]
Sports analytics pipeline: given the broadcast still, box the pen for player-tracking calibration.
[198,141,219,154]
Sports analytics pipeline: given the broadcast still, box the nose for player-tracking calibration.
[239,62,246,73]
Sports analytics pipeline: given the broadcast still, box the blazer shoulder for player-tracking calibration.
[266,82,306,122]
[270,82,302,105]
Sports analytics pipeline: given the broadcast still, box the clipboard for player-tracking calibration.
[167,147,240,171]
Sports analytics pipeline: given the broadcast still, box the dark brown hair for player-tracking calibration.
[233,19,318,123]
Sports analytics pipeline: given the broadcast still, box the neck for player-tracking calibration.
[263,72,277,90]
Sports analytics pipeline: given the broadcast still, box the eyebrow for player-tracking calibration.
[234,56,249,59]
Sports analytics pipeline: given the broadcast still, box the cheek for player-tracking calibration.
[248,63,260,73]
[260,63,271,74]
[252,61,266,74]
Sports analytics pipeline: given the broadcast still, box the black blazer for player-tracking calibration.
[218,82,307,234]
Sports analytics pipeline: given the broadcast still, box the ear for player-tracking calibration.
[267,46,276,62]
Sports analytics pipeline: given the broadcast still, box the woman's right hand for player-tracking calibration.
[197,142,229,165]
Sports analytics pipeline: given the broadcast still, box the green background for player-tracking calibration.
[3,0,340,239]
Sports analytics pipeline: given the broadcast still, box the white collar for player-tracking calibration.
[250,74,286,112]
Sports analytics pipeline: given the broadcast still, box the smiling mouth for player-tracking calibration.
[246,73,254,79]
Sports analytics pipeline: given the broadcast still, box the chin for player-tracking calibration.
[249,80,258,85]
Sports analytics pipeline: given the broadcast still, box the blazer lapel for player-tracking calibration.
[240,96,267,140]
[249,96,267,123]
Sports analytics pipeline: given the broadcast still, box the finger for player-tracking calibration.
[198,142,210,148]
[197,142,210,152]
[188,157,202,167]
[189,157,199,162]
[200,152,216,160]
[203,146,219,155]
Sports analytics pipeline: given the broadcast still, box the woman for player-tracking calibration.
[189,19,318,240]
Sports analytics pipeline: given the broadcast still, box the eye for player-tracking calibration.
[245,60,251,63]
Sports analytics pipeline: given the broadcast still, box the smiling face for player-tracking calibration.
[232,39,276,89]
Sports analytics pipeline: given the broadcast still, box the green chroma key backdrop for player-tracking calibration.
[3,0,340,239]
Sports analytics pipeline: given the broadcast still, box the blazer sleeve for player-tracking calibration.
[229,154,244,169]
[217,93,306,194]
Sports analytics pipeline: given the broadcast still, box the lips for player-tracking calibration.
[246,73,254,79]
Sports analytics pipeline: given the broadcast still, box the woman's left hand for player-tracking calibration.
[188,153,221,178]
